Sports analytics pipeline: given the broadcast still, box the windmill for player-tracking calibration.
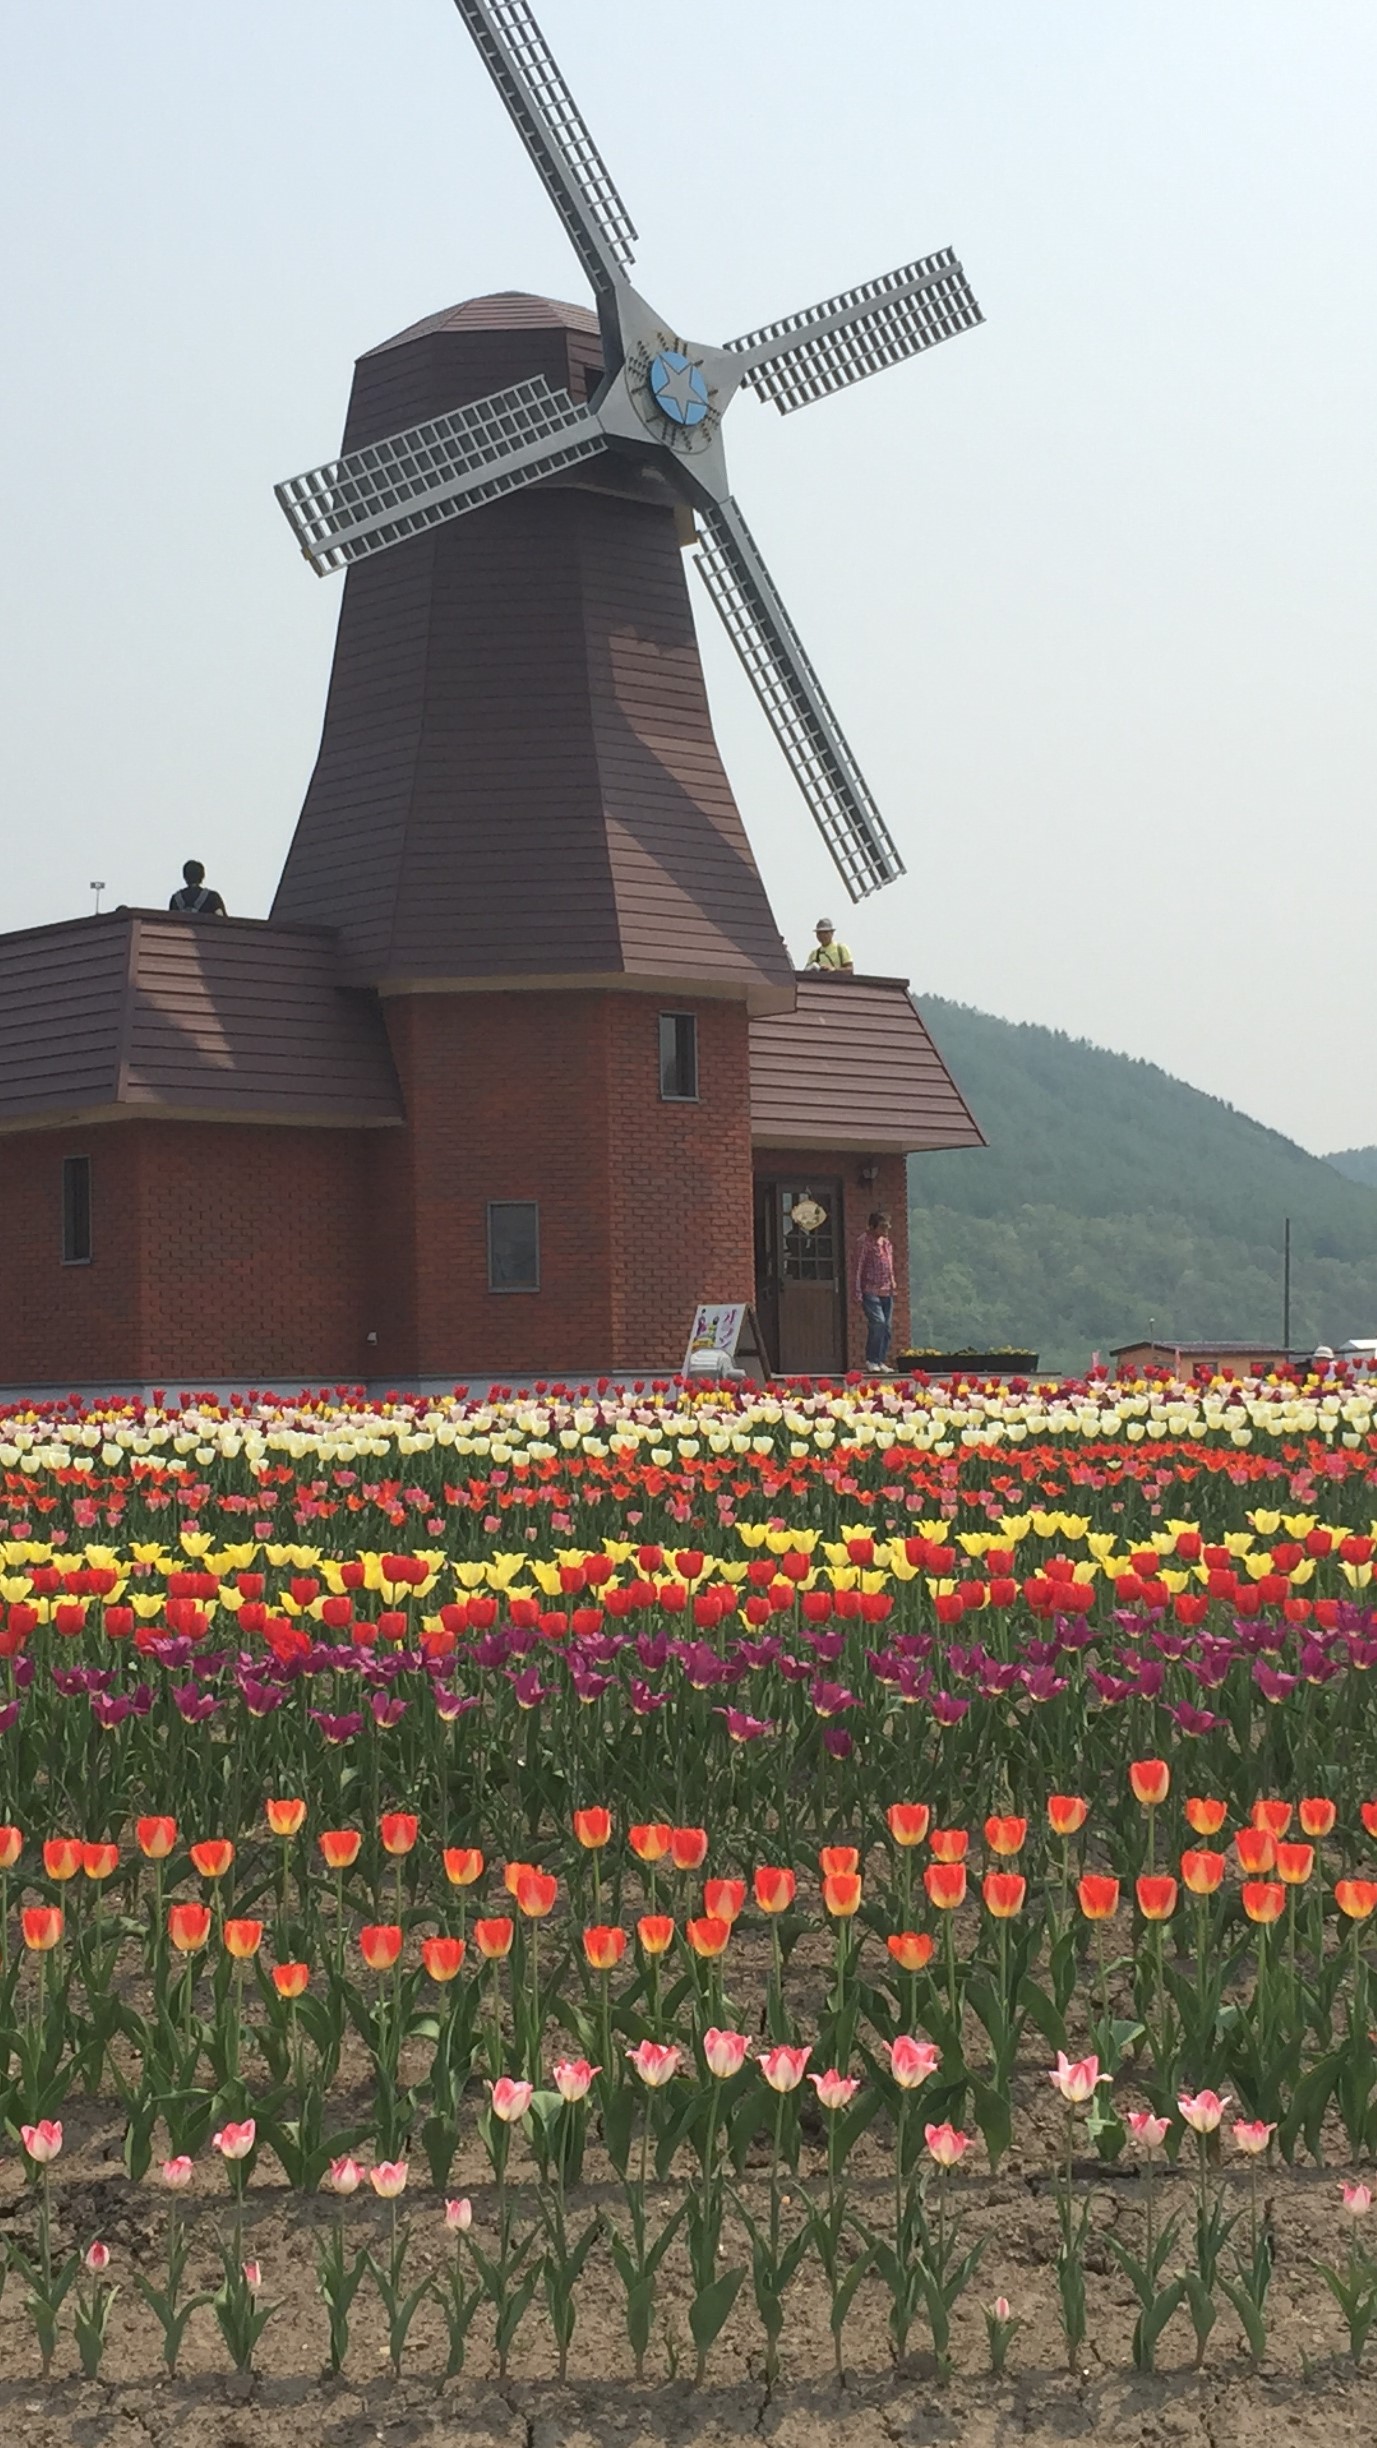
[275,0,982,904]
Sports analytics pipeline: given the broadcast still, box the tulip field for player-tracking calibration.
[5,1368,1377,2425]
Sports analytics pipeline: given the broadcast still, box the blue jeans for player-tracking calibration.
[861,1293,893,1368]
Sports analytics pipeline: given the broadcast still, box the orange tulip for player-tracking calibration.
[1336,1879,1377,1921]
[822,1872,863,1918]
[379,1813,418,1857]
[702,1878,745,1926]
[442,1846,484,1887]
[514,1868,557,1919]
[1250,1799,1291,1839]
[670,1827,708,1872]
[224,1918,263,1959]
[1130,1760,1170,1808]
[135,1817,176,1860]
[984,1816,1027,1858]
[318,1829,361,1870]
[628,1823,672,1864]
[1181,1849,1226,1896]
[887,1929,935,1971]
[573,1807,612,1850]
[21,1905,62,1951]
[503,1859,536,1898]
[189,1839,234,1880]
[272,1962,310,1998]
[1299,1797,1337,1839]
[818,1846,860,1878]
[583,1924,627,1971]
[1136,1875,1177,1921]
[43,1839,82,1882]
[924,1862,967,1911]
[81,1843,119,1882]
[928,1829,968,1864]
[168,1901,211,1953]
[359,1922,403,1970]
[1360,1803,1377,1842]
[0,1826,21,1871]
[983,1871,1026,1918]
[686,1914,732,1957]
[1185,1797,1228,1836]
[473,1916,514,1959]
[1047,1795,1089,1837]
[1235,1828,1276,1876]
[422,1935,466,1982]
[886,1803,930,1848]
[1077,1874,1120,1920]
[266,1799,306,1838]
[1241,1881,1285,1925]
[637,1913,676,1955]
[753,1866,796,1913]
[1276,1842,1314,1887]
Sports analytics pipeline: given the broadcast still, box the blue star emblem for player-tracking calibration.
[648,348,711,430]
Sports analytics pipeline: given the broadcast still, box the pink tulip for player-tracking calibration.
[889,2035,941,2090]
[211,2118,256,2161]
[810,2068,861,2112]
[242,2259,262,2292]
[924,2121,971,2169]
[326,2154,365,2196]
[369,2160,408,2198]
[1125,2110,1171,2150]
[993,2296,1012,2322]
[161,2155,194,2189]
[84,2241,110,2275]
[1178,2088,1230,2136]
[489,2077,534,2122]
[445,2197,473,2232]
[626,2040,682,2088]
[1049,2052,1106,2106]
[757,2043,812,2093]
[1342,2179,1374,2217]
[552,2057,600,2103]
[21,2120,63,2165]
[1233,2118,1275,2156]
[702,2028,751,2080]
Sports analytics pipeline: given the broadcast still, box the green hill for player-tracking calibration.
[1327,1147,1377,1189]
[907,999,1377,1373]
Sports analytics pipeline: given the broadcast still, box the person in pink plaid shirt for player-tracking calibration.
[855,1209,896,1372]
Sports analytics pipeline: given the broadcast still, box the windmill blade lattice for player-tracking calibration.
[451,0,636,302]
[276,377,604,573]
[726,250,982,413]
[692,496,904,902]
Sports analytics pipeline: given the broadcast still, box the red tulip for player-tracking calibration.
[442,1846,484,1886]
[686,1915,732,1958]
[473,1917,514,1959]
[928,1829,968,1864]
[753,1866,796,1914]
[821,1872,862,1918]
[224,1918,263,1959]
[924,1862,966,1911]
[1130,1760,1170,1808]
[573,1807,612,1850]
[168,1902,211,1953]
[22,1905,62,1951]
[359,1923,403,1970]
[272,1962,310,1997]
[886,1803,931,1848]
[629,1823,672,1864]
[1047,1796,1088,1837]
[1241,1881,1285,1925]
[1136,1875,1177,1921]
[670,1827,708,1872]
[636,1914,675,1955]
[422,1935,466,1982]
[984,1816,1027,1858]
[1181,1849,1226,1895]
[189,1839,234,1880]
[81,1843,119,1882]
[582,1924,627,1971]
[319,1829,362,1870]
[43,1839,82,1882]
[136,1817,176,1860]
[1077,1874,1119,1921]
[266,1799,306,1838]
[514,1868,557,1919]
[379,1813,418,1858]
[1299,1797,1336,1839]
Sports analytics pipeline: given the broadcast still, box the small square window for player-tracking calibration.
[659,1012,698,1101]
[487,1201,539,1292]
[62,1155,92,1264]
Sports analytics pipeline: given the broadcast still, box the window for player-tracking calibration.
[62,1156,92,1264]
[658,1011,698,1101]
[487,1201,539,1292]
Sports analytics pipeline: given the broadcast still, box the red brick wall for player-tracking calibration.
[0,1120,373,1386]
[751,1146,911,1370]
[379,989,756,1377]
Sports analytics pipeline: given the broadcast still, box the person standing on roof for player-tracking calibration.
[804,917,853,973]
[169,860,226,917]
[855,1208,896,1373]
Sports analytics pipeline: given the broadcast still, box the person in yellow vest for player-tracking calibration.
[804,917,853,973]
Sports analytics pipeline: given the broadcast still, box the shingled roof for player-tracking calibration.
[0,913,402,1131]
[749,976,985,1153]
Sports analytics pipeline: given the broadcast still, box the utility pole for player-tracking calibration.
[1283,1217,1291,1351]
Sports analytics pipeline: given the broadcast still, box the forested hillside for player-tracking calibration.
[907,1000,1377,1371]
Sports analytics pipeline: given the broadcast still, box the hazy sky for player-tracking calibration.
[4,2,1374,1151]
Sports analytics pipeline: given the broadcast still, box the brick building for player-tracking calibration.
[0,297,981,1391]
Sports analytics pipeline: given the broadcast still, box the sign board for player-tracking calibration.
[682,1302,770,1385]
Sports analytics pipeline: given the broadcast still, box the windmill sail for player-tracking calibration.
[726,251,980,413]
[691,497,904,902]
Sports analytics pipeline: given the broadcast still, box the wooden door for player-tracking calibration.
[754,1177,844,1376]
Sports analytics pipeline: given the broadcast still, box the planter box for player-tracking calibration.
[895,1350,1038,1376]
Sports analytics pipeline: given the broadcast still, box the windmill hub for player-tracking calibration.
[648,348,711,429]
